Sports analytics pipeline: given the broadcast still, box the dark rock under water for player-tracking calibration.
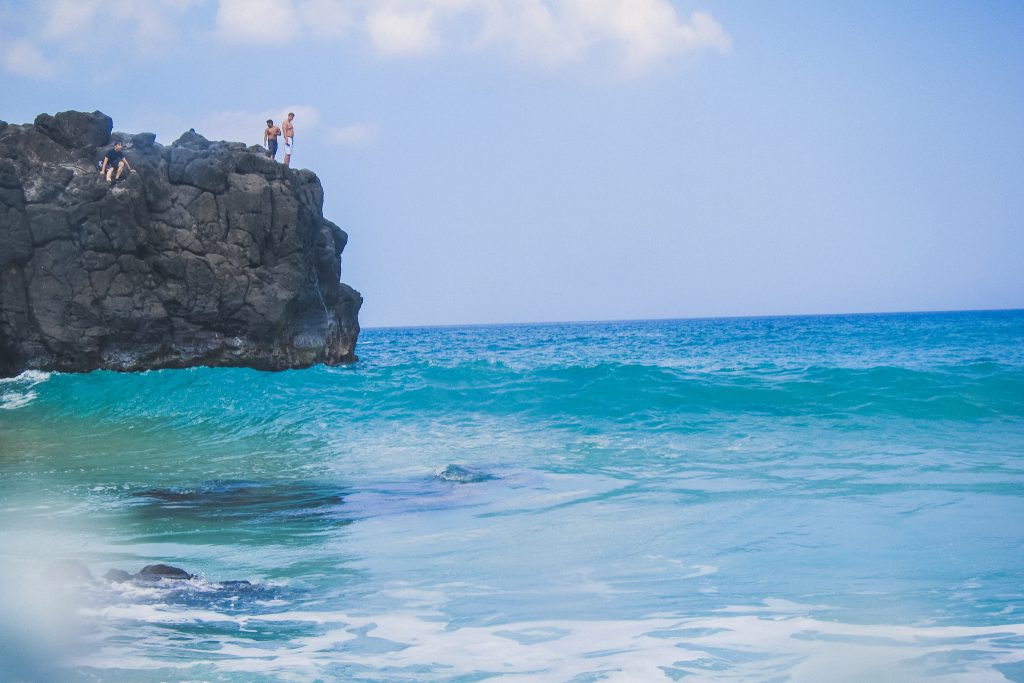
[134,564,195,582]
[434,464,497,484]
[0,110,361,377]
[47,559,254,591]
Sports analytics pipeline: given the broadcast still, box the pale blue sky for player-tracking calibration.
[3,1,1022,327]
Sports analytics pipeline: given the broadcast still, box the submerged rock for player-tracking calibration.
[136,564,194,581]
[101,564,256,592]
[434,464,496,484]
[103,564,193,583]
[0,110,361,377]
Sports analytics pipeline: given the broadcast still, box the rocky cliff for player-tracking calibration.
[0,110,361,378]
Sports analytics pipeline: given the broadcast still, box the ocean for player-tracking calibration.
[1,310,1022,682]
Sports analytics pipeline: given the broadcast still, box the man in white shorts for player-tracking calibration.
[282,112,295,167]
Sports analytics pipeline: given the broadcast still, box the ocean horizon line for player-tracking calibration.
[363,305,1024,332]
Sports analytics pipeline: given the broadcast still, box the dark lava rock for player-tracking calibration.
[105,565,196,584]
[102,564,258,591]
[33,110,112,150]
[136,564,194,581]
[0,110,361,377]
[103,568,133,583]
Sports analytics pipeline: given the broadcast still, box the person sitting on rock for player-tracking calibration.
[99,141,131,182]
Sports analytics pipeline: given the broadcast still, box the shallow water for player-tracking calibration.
[1,311,1023,681]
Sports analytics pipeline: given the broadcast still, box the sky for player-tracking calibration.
[2,0,1022,328]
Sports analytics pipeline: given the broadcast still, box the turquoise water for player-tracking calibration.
[1,310,1023,681]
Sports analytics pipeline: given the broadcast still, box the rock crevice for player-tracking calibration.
[0,110,361,377]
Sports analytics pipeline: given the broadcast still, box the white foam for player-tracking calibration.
[82,603,241,625]
[0,370,51,409]
[0,389,37,409]
[71,600,1024,681]
[0,369,52,385]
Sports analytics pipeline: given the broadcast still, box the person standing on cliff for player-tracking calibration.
[99,141,131,182]
[264,119,281,159]
[282,112,295,167]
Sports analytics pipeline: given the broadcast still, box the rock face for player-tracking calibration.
[0,110,361,377]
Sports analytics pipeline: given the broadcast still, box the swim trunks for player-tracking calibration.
[267,138,278,158]
[284,137,293,154]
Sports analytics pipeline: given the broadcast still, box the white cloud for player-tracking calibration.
[278,105,322,130]
[681,10,733,53]
[3,39,58,79]
[366,6,440,56]
[360,0,731,74]
[112,3,184,48]
[472,0,731,73]
[215,0,352,43]
[39,0,203,54]
[216,0,299,44]
[329,123,380,147]
[207,0,730,74]
[474,0,586,65]
[298,0,355,39]
[18,0,728,77]
[194,105,321,145]
[41,0,101,41]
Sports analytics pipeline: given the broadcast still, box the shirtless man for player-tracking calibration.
[264,119,282,159]
[282,112,295,167]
